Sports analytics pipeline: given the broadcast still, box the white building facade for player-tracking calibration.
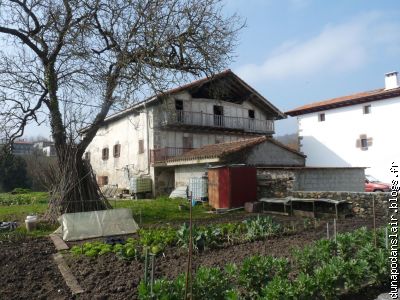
[81,70,304,195]
[286,72,400,183]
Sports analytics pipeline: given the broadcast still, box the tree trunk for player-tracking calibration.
[45,145,111,222]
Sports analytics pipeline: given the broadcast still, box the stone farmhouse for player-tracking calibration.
[286,71,400,183]
[81,70,306,196]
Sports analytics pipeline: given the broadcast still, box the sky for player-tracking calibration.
[22,0,400,138]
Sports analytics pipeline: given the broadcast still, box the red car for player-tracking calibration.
[365,175,390,192]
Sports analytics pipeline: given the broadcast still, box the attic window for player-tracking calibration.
[248,110,255,119]
[113,144,121,158]
[363,105,371,114]
[175,100,183,110]
[318,113,325,122]
[102,147,109,160]
[213,105,224,126]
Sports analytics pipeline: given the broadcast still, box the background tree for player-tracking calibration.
[0,150,30,192]
[0,0,242,221]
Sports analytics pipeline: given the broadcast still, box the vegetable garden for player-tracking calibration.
[65,215,393,300]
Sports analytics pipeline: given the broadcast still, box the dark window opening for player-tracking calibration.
[318,113,325,122]
[183,136,193,149]
[138,139,144,154]
[113,144,121,158]
[175,100,183,110]
[102,148,109,160]
[361,138,368,149]
[213,105,224,126]
[363,105,371,114]
[175,100,184,122]
[248,110,255,119]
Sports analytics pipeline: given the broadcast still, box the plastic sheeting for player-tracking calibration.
[169,185,188,199]
[60,208,139,241]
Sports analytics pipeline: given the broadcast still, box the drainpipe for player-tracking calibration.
[144,102,151,176]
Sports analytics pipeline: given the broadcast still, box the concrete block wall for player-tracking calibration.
[257,167,365,199]
[294,168,364,192]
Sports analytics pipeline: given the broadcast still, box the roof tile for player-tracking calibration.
[286,86,400,116]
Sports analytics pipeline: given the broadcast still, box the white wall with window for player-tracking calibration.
[297,96,400,182]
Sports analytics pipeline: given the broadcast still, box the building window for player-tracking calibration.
[175,99,183,110]
[248,110,255,119]
[84,152,91,161]
[363,105,371,114]
[138,139,144,154]
[213,105,224,126]
[318,113,325,122]
[356,134,372,151]
[361,138,368,149]
[113,144,121,158]
[175,100,184,122]
[102,147,109,160]
[97,176,108,186]
[183,136,193,149]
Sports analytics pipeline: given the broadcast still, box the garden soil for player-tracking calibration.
[0,237,70,299]
[0,216,389,300]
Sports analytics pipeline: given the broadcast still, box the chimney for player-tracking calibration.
[385,71,399,90]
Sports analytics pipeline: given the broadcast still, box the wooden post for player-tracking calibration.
[373,198,377,247]
[144,247,149,284]
[333,218,337,243]
[150,254,155,296]
[185,192,193,300]
[326,222,330,239]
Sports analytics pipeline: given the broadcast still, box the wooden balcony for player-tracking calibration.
[150,147,193,164]
[159,110,274,134]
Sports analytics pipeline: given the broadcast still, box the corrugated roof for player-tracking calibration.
[286,86,400,116]
[163,136,305,163]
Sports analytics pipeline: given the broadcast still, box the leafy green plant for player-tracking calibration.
[262,276,294,300]
[138,275,185,300]
[238,255,289,298]
[192,267,233,299]
[243,215,282,241]
[292,239,335,274]
[139,227,177,254]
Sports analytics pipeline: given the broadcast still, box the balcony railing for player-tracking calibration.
[150,147,193,163]
[160,110,274,134]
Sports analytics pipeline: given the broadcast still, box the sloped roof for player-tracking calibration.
[163,136,305,164]
[100,70,285,126]
[286,86,400,116]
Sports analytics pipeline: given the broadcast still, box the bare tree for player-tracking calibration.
[0,0,242,220]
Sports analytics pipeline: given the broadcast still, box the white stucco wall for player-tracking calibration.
[298,97,400,182]
[84,111,151,189]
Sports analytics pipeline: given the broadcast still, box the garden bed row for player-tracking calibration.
[65,216,389,299]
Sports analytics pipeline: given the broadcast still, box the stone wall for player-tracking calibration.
[291,191,389,218]
[257,169,296,198]
[257,167,365,199]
